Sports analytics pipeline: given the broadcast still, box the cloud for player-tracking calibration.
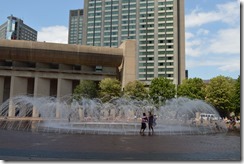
[185,32,195,40]
[185,10,221,28]
[185,32,205,57]
[185,1,240,58]
[216,1,240,25]
[208,27,240,55]
[185,1,240,28]
[186,26,240,57]
[187,57,240,72]
[196,28,209,36]
[37,25,68,44]
[186,26,240,72]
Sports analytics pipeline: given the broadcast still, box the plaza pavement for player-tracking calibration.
[0,128,241,161]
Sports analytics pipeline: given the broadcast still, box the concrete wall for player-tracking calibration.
[0,39,137,118]
[8,76,28,117]
[119,40,137,88]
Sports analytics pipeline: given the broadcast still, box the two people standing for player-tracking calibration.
[140,111,155,134]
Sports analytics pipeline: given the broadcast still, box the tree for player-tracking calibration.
[149,77,176,104]
[99,78,122,101]
[205,75,236,117]
[233,75,240,116]
[123,80,148,100]
[177,78,206,100]
[73,80,97,99]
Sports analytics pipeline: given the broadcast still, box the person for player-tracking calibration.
[140,113,148,134]
[200,116,204,124]
[229,117,236,130]
[68,113,71,122]
[153,114,157,127]
[148,111,154,133]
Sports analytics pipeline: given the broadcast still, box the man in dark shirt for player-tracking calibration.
[148,111,154,133]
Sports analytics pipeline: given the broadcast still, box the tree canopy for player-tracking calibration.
[177,78,206,100]
[73,80,97,99]
[233,75,240,115]
[149,77,176,104]
[99,78,122,102]
[205,75,236,117]
[124,80,148,100]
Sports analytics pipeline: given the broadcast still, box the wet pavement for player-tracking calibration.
[0,129,241,161]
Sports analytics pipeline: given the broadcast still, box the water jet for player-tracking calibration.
[0,95,227,135]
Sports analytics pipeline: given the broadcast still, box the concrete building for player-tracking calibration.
[69,0,185,85]
[0,39,136,117]
[68,9,84,44]
[0,15,37,41]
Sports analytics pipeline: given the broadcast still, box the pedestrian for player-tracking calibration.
[153,114,157,127]
[68,113,71,122]
[140,113,148,134]
[228,117,236,130]
[148,111,154,133]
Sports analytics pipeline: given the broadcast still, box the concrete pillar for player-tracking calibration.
[57,79,73,98]
[0,77,4,104]
[8,76,28,117]
[8,100,15,117]
[119,40,136,88]
[56,78,72,118]
[34,77,50,97]
[33,77,50,117]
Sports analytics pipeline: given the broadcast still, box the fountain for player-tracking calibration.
[0,95,227,135]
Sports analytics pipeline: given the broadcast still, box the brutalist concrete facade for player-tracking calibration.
[0,39,136,117]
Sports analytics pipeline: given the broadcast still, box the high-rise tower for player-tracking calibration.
[0,15,37,41]
[68,9,84,44]
[69,0,185,85]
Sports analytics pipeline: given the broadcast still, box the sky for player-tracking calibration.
[0,0,241,80]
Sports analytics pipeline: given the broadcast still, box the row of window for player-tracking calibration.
[86,24,173,32]
[138,74,174,79]
[139,44,174,49]
[139,51,174,56]
[86,36,173,44]
[139,68,174,72]
[88,9,173,17]
[89,0,139,5]
[139,56,174,62]
[86,35,138,44]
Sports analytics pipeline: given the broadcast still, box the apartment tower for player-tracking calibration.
[68,9,84,44]
[70,0,185,85]
[0,15,37,41]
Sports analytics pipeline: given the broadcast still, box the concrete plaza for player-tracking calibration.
[0,128,241,161]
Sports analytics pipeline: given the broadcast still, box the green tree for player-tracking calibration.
[177,78,206,100]
[205,75,236,117]
[233,75,240,116]
[149,77,176,104]
[124,80,148,100]
[99,78,122,101]
[73,80,97,99]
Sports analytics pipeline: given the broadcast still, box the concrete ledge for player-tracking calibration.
[0,39,123,67]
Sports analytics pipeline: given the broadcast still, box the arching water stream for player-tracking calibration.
[0,95,227,135]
